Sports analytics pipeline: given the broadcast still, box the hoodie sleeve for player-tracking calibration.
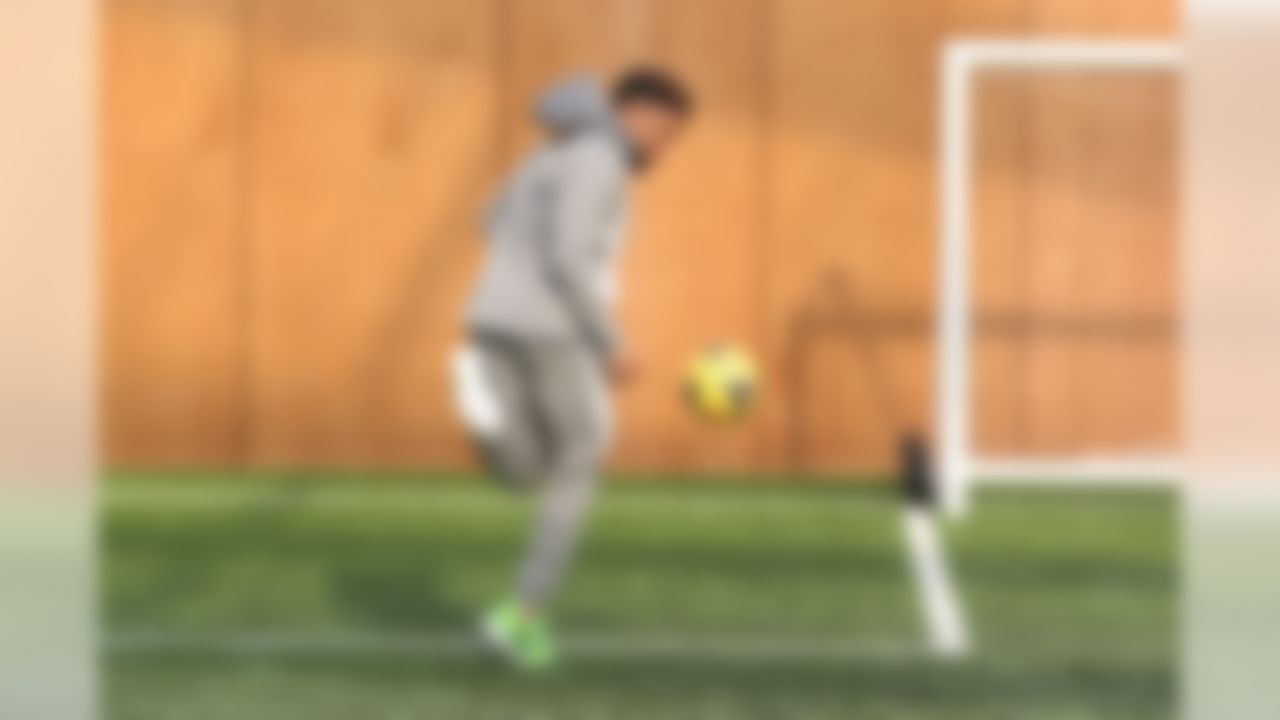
[539,136,626,360]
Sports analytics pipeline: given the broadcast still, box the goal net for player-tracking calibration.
[936,40,1184,517]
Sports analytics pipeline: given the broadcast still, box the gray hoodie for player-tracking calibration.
[466,76,631,360]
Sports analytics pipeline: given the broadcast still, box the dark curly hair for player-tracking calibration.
[611,67,695,116]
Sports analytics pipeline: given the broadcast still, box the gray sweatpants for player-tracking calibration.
[452,330,611,610]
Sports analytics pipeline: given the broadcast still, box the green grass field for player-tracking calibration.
[104,472,1176,719]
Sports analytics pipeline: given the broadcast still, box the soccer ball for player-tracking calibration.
[683,344,760,423]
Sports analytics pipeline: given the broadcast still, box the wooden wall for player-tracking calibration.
[103,0,1179,472]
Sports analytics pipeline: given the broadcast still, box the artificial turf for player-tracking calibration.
[104,472,1175,719]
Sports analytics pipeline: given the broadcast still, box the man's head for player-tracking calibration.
[611,67,694,171]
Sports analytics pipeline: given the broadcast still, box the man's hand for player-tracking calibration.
[606,349,641,388]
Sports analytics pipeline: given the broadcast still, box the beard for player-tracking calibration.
[627,145,652,175]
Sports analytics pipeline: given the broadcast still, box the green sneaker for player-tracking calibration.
[480,599,557,671]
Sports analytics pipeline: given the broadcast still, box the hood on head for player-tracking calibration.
[535,74,614,137]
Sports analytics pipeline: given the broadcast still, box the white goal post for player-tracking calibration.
[936,40,1185,518]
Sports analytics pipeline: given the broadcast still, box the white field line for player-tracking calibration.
[902,507,972,659]
[105,629,929,663]
[103,488,896,516]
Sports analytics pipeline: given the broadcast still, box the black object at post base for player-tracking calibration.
[900,432,936,508]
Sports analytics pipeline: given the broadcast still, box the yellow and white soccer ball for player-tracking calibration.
[683,344,760,423]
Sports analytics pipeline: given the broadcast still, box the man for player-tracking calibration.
[452,68,694,670]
